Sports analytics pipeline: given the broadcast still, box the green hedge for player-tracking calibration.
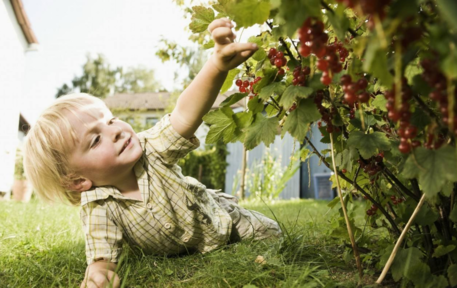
[178,141,228,190]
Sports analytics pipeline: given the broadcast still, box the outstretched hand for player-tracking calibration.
[208,19,258,72]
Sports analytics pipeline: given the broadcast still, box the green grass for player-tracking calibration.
[0,199,393,287]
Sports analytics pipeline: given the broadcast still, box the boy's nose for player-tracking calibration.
[112,126,123,142]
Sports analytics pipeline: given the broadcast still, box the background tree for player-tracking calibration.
[56,53,162,98]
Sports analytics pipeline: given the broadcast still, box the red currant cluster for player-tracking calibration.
[292,65,311,86]
[315,90,341,133]
[298,18,349,85]
[268,48,287,75]
[366,204,378,216]
[316,43,348,85]
[421,59,457,135]
[357,153,383,180]
[384,81,418,153]
[336,0,391,30]
[235,76,262,94]
[390,195,405,205]
[340,74,370,106]
[298,18,328,59]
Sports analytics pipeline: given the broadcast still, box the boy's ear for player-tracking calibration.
[69,178,93,192]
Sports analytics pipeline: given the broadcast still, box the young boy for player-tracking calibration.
[23,19,282,288]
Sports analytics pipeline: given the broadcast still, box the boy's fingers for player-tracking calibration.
[208,18,232,33]
[212,27,235,44]
[220,43,258,58]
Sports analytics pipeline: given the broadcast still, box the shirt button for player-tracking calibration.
[164,223,172,229]
[147,203,152,209]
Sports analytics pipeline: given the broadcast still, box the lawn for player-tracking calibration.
[0,198,394,287]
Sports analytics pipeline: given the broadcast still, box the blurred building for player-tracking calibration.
[0,0,38,196]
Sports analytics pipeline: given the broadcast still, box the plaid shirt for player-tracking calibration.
[80,114,233,265]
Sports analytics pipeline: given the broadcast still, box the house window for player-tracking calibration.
[146,117,159,127]
[126,117,135,125]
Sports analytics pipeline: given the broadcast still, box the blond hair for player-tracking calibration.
[23,93,106,206]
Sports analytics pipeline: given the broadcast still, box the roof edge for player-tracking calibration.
[10,0,38,45]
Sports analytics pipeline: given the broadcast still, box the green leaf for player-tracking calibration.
[326,5,349,42]
[248,36,267,61]
[450,206,457,223]
[203,107,237,143]
[244,113,278,150]
[410,108,431,130]
[391,247,424,282]
[247,95,264,114]
[282,98,321,141]
[372,95,387,112]
[363,42,393,87]
[307,73,326,90]
[349,111,377,129]
[203,39,215,49]
[253,68,277,93]
[233,111,253,129]
[433,245,455,258]
[258,82,286,101]
[441,48,457,79]
[189,6,215,33]
[347,131,391,159]
[402,146,457,197]
[436,0,457,33]
[279,85,314,109]
[220,69,240,94]
[448,264,457,287]
[227,0,270,28]
[220,91,245,107]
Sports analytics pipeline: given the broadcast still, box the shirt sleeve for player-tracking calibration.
[138,113,200,165]
[80,201,123,265]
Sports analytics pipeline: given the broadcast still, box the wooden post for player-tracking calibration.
[239,145,247,199]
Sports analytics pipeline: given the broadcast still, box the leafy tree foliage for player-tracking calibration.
[56,54,162,98]
[187,0,457,286]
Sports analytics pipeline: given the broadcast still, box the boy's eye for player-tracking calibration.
[90,136,100,148]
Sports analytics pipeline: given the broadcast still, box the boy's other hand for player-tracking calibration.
[208,18,258,72]
[80,262,120,288]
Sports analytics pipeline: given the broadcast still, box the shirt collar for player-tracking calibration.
[80,186,133,206]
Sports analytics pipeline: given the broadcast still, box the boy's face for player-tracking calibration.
[65,102,143,189]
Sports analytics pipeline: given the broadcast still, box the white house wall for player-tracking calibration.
[0,0,28,193]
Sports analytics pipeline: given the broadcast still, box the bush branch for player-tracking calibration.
[303,136,401,235]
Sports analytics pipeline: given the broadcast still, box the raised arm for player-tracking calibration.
[170,19,258,139]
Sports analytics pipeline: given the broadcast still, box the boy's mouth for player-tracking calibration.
[120,137,131,154]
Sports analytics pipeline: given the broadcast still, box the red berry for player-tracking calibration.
[240,86,247,93]
[356,78,368,90]
[317,59,329,71]
[371,204,378,211]
[276,51,284,59]
[358,92,370,103]
[342,169,347,173]
[390,195,396,201]
[340,74,352,85]
[302,66,311,75]
[299,45,311,57]
[235,79,242,86]
[278,68,285,76]
[399,142,412,154]
[411,140,421,148]
[274,58,283,68]
[243,80,249,87]
[404,126,417,139]
[344,93,357,105]
[321,74,332,85]
[268,48,277,58]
